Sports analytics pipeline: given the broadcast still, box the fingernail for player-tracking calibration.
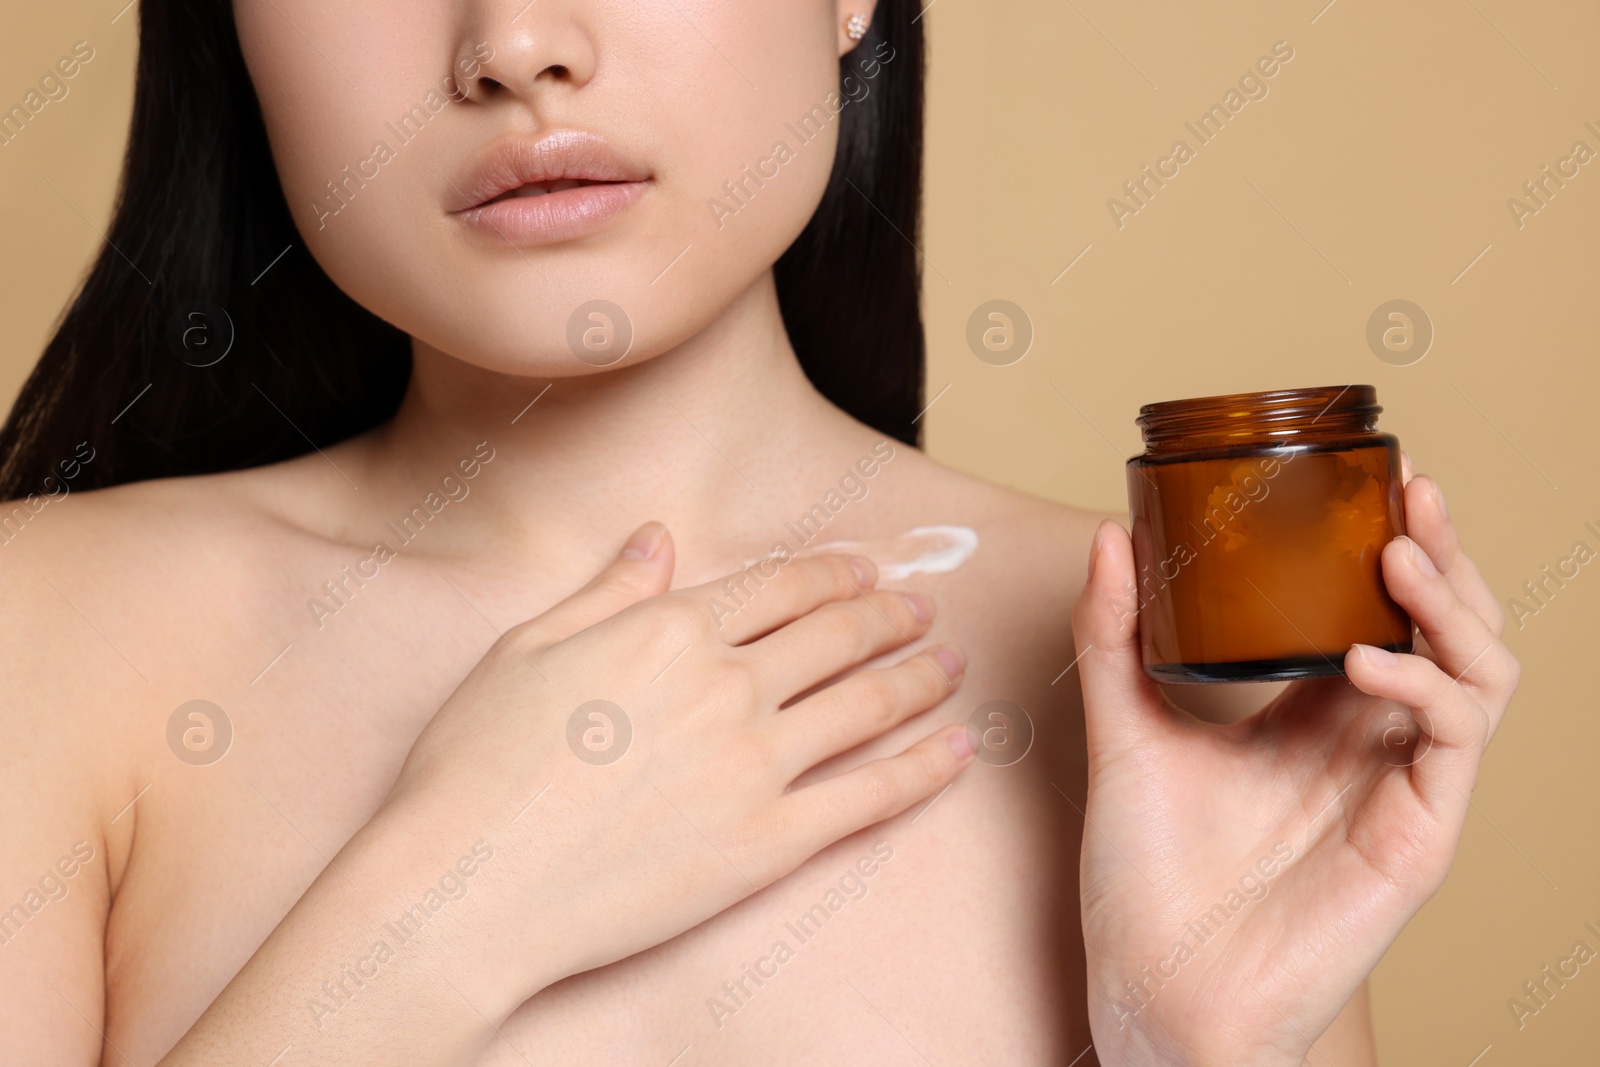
[931,645,966,678]
[1354,643,1399,668]
[621,522,664,560]
[1432,480,1448,519]
[1400,450,1413,483]
[1405,536,1438,577]
[950,726,977,760]
[1087,523,1105,582]
[904,591,932,623]
[849,555,876,588]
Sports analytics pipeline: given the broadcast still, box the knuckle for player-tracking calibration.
[830,553,866,597]
[915,739,947,781]
[827,603,877,652]
[877,590,919,632]
[796,553,855,603]
[1497,645,1522,695]
[859,767,903,820]
[853,593,908,642]
[854,671,902,719]
[808,783,853,833]
[703,661,762,710]
[645,596,712,650]
[1462,641,1518,700]
[913,654,950,697]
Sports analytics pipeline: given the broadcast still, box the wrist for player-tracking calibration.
[1091,1028,1307,1067]
[1085,974,1311,1067]
[358,786,591,1007]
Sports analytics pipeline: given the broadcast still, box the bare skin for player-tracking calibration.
[0,278,1376,1064]
[1,340,1053,1063]
[0,0,1520,1060]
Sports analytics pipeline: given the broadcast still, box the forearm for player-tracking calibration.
[159,798,559,1066]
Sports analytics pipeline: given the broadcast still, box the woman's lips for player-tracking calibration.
[454,180,649,244]
[449,131,651,246]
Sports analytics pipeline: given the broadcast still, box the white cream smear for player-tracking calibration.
[801,525,979,580]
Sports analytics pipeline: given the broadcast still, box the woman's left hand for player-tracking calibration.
[1070,467,1520,1066]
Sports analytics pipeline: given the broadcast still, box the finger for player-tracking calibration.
[1343,643,1490,815]
[1402,474,1505,635]
[1071,519,1173,756]
[1380,536,1518,717]
[774,646,964,774]
[745,589,934,701]
[1400,449,1414,486]
[514,522,675,650]
[696,553,877,645]
[783,724,976,849]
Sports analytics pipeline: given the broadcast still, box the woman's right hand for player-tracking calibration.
[382,520,974,996]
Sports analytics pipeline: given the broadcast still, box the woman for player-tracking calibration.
[0,1,1517,1063]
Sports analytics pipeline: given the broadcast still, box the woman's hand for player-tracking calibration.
[1070,469,1519,1066]
[162,524,972,1065]
[384,521,975,995]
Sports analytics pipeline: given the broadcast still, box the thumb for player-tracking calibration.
[1071,519,1169,755]
[520,522,675,648]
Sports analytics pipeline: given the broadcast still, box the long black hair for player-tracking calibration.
[0,1,925,500]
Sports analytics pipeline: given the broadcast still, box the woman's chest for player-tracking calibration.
[114,769,1089,1064]
[486,773,1089,1065]
[104,564,1091,1063]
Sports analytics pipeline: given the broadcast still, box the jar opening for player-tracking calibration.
[1136,385,1381,452]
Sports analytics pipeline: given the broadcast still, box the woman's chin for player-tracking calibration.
[408,334,663,382]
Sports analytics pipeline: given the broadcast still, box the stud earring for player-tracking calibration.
[845,13,869,41]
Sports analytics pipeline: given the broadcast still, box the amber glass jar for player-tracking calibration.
[1126,385,1413,683]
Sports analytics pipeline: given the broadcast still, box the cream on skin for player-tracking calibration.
[804,524,979,580]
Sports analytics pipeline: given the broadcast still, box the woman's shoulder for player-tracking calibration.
[886,443,1114,587]
[0,463,334,703]
[2,461,321,589]
[0,465,320,846]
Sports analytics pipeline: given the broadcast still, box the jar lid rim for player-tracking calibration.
[1135,385,1384,450]
[1137,384,1376,421]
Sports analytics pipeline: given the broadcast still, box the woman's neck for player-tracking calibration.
[356,271,884,582]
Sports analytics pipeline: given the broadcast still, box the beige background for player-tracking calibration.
[3,1,1596,1062]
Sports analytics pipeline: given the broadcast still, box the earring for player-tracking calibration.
[845,13,869,40]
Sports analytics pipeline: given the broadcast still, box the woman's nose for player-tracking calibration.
[453,0,598,104]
